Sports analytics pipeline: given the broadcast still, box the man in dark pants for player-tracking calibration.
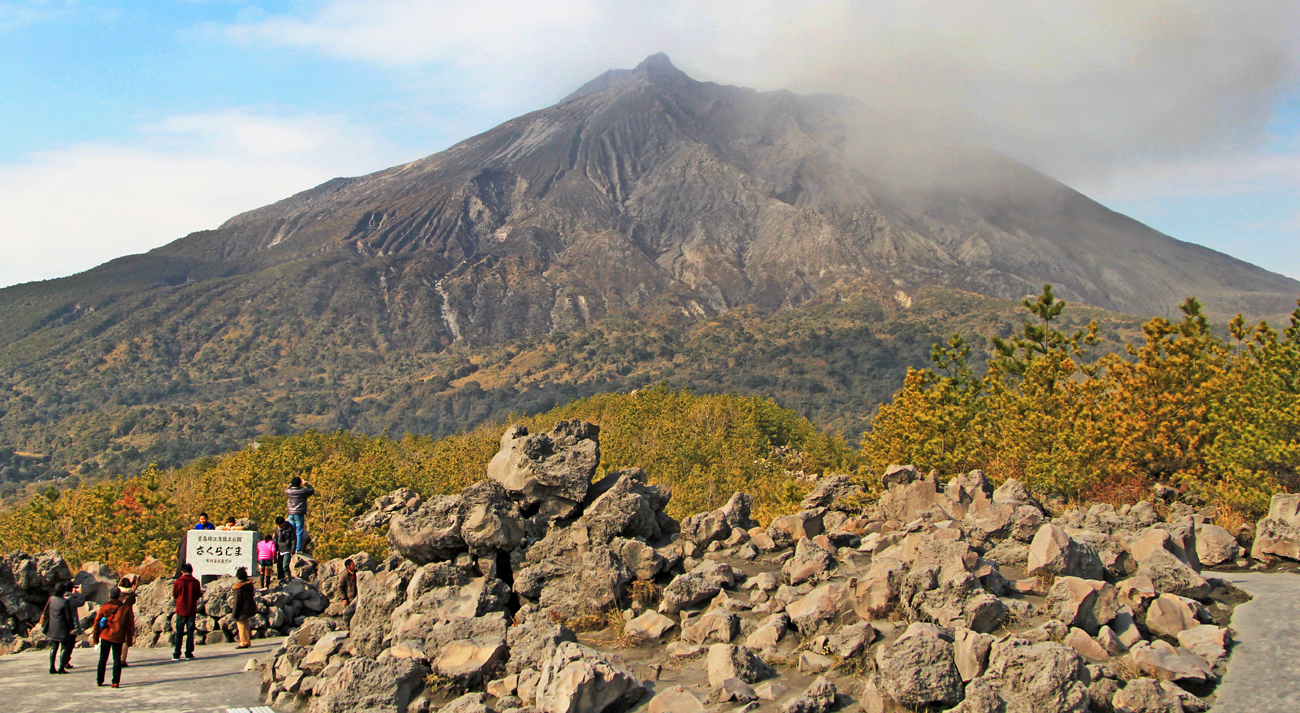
[172,563,201,660]
[274,516,297,582]
[42,582,77,674]
[92,587,133,688]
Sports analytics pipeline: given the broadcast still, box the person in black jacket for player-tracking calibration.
[42,583,78,674]
[231,567,258,649]
[273,516,297,582]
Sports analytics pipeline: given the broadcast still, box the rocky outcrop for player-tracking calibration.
[247,435,1257,713]
[488,421,600,520]
[1251,493,1300,561]
[0,550,73,649]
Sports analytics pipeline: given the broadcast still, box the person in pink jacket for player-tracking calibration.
[256,533,277,589]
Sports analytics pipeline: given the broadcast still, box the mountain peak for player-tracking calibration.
[561,52,691,104]
[634,52,677,74]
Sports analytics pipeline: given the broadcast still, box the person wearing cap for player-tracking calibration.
[41,582,78,674]
[92,587,134,688]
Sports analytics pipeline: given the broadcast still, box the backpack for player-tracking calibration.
[97,604,119,632]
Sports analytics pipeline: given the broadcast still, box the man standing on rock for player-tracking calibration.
[41,582,77,674]
[339,558,358,610]
[172,563,201,661]
[284,476,315,553]
[274,516,297,582]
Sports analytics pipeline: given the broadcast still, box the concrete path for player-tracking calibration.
[0,636,281,713]
[1212,571,1300,713]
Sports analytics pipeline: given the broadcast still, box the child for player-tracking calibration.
[256,533,277,589]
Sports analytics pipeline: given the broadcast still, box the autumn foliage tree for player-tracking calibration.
[863,285,1300,520]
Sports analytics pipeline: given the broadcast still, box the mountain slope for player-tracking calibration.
[0,54,1294,494]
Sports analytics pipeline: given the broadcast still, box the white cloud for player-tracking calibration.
[0,110,403,288]
[1085,150,1300,201]
[221,0,1300,186]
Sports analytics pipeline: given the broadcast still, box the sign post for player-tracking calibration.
[184,530,257,578]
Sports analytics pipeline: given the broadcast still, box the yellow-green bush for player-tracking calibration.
[863,286,1300,518]
[0,386,858,571]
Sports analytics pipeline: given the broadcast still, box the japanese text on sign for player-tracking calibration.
[185,530,257,578]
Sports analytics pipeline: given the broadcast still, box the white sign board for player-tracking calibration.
[185,530,257,578]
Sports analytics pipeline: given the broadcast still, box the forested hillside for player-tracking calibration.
[0,387,858,571]
[0,287,1136,503]
[4,288,1295,576]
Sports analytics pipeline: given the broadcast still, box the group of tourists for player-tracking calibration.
[41,574,141,687]
[37,476,317,690]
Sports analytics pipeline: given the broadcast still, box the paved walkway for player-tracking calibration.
[0,637,281,713]
[1212,571,1300,713]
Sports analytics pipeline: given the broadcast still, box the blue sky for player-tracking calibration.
[2,0,1298,290]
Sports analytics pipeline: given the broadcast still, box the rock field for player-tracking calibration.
[11,418,1300,712]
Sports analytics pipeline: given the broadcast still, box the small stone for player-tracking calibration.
[625,610,677,641]
[798,651,835,673]
[707,644,775,687]
[1144,594,1199,639]
[648,686,707,713]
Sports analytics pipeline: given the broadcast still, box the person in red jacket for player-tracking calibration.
[172,563,201,661]
[92,588,134,688]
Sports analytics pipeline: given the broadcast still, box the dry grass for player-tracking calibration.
[629,580,661,608]
[1036,572,1056,592]
[1212,507,1251,535]
[1112,655,1141,682]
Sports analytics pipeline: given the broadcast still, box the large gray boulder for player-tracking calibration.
[506,619,578,674]
[1046,577,1119,636]
[1252,493,1300,561]
[513,526,631,617]
[459,481,525,555]
[875,623,963,709]
[706,644,775,687]
[488,420,600,520]
[659,561,735,614]
[897,538,1009,633]
[352,487,422,533]
[309,656,427,713]
[580,469,672,545]
[350,566,416,657]
[1027,524,1105,580]
[1194,523,1243,566]
[958,638,1090,713]
[534,642,645,713]
[1137,549,1211,599]
[387,495,466,565]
